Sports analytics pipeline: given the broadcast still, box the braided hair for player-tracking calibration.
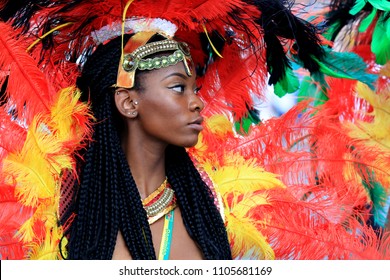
[65,35,232,260]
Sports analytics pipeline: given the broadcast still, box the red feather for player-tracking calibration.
[191,95,388,258]
[0,22,53,124]
[0,110,26,162]
[0,182,35,259]
[17,0,262,91]
[200,42,268,120]
[249,188,390,259]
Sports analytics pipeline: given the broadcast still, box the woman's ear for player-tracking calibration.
[114,88,139,118]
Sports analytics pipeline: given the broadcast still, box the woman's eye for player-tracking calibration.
[194,85,202,95]
[169,85,185,93]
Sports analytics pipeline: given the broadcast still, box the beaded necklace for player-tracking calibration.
[142,178,177,225]
[142,178,176,259]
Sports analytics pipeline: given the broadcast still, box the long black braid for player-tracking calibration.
[65,35,232,259]
[166,145,232,259]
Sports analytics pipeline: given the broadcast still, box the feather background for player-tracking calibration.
[1,0,389,260]
[0,85,91,259]
[190,99,390,259]
[0,22,53,124]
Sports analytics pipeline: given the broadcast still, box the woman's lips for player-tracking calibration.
[188,117,204,131]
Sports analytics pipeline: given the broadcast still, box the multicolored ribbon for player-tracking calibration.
[158,210,175,260]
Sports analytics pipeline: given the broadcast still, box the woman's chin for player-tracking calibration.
[180,137,200,148]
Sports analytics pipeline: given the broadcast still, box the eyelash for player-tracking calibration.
[170,85,185,93]
[194,85,202,95]
[169,85,202,94]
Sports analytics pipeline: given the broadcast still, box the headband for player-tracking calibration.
[115,31,193,88]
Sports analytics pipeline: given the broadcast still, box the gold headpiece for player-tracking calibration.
[116,31,193,88]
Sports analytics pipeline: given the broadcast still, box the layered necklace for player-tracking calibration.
[142,178,177,225]
[142,178,177,260]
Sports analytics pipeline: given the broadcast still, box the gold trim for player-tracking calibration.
[142,178,168,205]
[115,32,193,88]
[141,178,177,225]
[148,203,177,225]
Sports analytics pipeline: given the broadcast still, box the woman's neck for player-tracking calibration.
[121,132,167,199]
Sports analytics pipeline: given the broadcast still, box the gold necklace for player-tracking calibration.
[142,178,177,225]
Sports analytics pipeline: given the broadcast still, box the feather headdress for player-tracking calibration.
[1,0,389,260]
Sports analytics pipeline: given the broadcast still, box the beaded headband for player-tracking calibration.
[115,31,193,88]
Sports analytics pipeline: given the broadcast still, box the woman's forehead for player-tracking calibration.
[139,61,196,82]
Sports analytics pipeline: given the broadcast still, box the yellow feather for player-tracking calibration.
[347,82,390,149]
[208,155,285,195]
[17,217,36,243]
[343,82,390,188]
[4,156,56,208]
[27,88,91,259]
[49,87,92,143]
[16,196,59,243]
[193,114,233,154]
[199,152,283,259]
[3,87,90,258]
[206,114,233,136]
[193,132,208,153]
[225,193,275,260]
[3,118,72,207]
[342,153,365,184]
[226,214,274,259]
[28,226,63,260]
[36,197,60,229]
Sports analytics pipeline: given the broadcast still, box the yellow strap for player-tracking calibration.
[27,22,74,52]
[158,210,175,260]
[202,24,224,58]
[121,0,136,63]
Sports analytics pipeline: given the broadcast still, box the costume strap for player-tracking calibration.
[158,210,175,260]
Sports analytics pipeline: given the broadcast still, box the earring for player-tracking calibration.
[133,100,138,105]
[132,112,137,115]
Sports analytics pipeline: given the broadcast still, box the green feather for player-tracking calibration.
[298,75,328,106]
[372,18,390,64]
[361,169,389,228]
[293,47,377,105]
[350,0,366,15]
[323,21,343,41]
[359,8,377,32]
[387,18,390,39]
[351,0,390,16]
[368,0,390,11]
[273,67,300,98]
[234,109,261,135]
[310,47,378,89]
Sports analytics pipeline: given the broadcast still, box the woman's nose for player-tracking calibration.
[189,94,204,112]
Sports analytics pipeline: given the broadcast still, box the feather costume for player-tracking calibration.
[0,0,389,259]
[301,0,390,231]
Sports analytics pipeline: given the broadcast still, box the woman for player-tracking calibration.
[66,33,232,260]
[1,0,389,261]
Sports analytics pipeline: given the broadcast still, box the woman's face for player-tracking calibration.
[134,61,204,148]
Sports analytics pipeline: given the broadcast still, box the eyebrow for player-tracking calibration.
[161,72,188,82]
